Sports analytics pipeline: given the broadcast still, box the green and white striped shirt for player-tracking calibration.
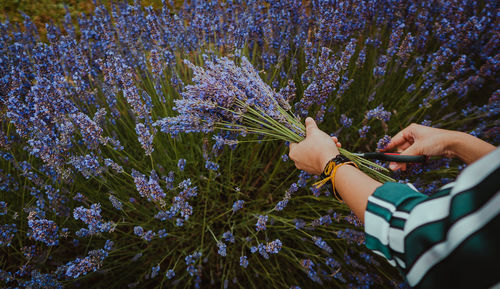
[364,147,500,289]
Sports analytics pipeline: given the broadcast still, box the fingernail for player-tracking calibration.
[389,163,397,170]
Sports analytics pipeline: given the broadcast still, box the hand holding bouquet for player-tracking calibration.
[155,56,395,183]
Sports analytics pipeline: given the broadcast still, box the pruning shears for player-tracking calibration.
[353,152,427,163]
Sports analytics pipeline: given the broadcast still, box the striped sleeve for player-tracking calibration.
[364,147,500,289]
[364,182,428,269]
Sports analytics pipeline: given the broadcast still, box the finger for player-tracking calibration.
[331,136,340,145]
[400,143,421,156]
[288,143,297,159]
[396,142,411,152]
[383,127,411,151]
[389,141,421,171]
[389,162,398,171]
[389,162,406,171]
[396,143,423,171]
[336,142,341,148]
[305,117,318,136]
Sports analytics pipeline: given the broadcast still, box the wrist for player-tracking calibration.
[319,152,339,173]
[446,131,495,164]
[445,131,470,159]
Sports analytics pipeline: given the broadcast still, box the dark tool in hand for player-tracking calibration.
[353,152,427,163]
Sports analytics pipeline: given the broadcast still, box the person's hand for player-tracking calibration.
[289,117,341,175]
[383,123,457,171]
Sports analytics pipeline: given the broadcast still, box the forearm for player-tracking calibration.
[448,132,496,164]
[334,165,382,223]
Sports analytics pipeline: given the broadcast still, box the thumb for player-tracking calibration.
[305,117,318,136]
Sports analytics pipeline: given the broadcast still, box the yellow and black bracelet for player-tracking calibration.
[313,154,358,202]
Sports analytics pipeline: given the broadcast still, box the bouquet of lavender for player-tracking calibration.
[155,56,395,182]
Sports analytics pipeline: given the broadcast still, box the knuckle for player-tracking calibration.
[409,123,418,129]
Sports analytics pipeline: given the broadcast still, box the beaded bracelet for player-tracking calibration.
[313,155,358,202]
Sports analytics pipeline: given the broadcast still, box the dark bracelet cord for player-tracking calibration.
[318,154,356,201]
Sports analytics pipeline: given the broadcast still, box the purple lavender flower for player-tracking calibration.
[421,120,432,126]
[356,47,366,67]
[108,194,122,210]
[265,239,282,254]
[0,224,17,247]
[232,200,244,212]
[337,228,365,245]
[217,242,227,257]
[177,158,186,171]
[312,236,333,254]
[358,125,370,138]
[366,105,391,122]
[387,23,405,57]
[275,183,296,211]
[300,259,314,270]
[164,171,175,190]
[239,256,249,268]
[254,243,270,259]
[131,170,166,202]
[299,257,321,283]
[397,33,415,65]
[205,160,219,171]
[222,231,235,243]
[376,135,392,151]
[340,114,352,128]
[298,41,357,116]
[135,123,154,155]
[142,230,156,242]
[151,264,160,278]
[326,257,340,269]
[73,203,114,237]
[255,215,268,231]
[294,219,306,230]
[297,171,310,188]
[62,248,109,279]
[212,134,239,152]
[274,199,289,211]
[407,84,417,93]
[0,202,6,215]
[70,112,103,150]
[134,226,144,237]
[157,229,168,238]
[311,215,332,227]
[373,55,388,78]
[69,154,103,179]
[166,269,175,279]
[27,213,59,246]
[185,251,202,268]
[104,158,124,174]
[279,79,296,103]
[104,240,114,251]
[310,185,321,197]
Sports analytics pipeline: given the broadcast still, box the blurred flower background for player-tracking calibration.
[0,0,499,288]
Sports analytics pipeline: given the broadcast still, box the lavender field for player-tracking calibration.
[0,0,499,288]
